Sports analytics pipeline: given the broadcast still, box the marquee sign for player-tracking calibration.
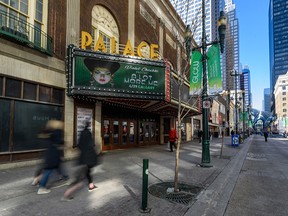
[66,45,167,100]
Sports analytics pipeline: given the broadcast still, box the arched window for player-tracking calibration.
[91,5,119,53]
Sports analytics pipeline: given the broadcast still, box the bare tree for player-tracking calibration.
[139,1,204,192]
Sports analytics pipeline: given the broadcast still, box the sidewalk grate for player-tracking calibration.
[148,182,202,205]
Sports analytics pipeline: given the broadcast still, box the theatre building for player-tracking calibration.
[0,0,199,165]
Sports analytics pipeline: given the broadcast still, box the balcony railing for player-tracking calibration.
[0,10,53,56]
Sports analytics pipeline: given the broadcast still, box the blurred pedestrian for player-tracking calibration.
[62,121,99,201]
[197,130,203,143]
[37,120,64,195]
[32,120,68,187]
[168,127,177,152]
[264,131,268,142]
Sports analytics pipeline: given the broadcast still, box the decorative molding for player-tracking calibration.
[140,4,156,29]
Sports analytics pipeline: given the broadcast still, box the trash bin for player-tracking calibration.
[231,134,239,147]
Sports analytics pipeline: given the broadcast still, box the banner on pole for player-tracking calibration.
[189,51,203,95]
[207,44,222,94]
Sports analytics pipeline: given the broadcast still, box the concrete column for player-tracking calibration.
[128,0,135,46]
[64,97,76,159]
[159,20,165,57]
[66,0,80,46]
[95,101,102,153]
[160,117,164,144]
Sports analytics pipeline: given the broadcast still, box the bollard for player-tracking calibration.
[139,159,151,213]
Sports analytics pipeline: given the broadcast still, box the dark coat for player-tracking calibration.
[78,128,98,167]
[44,143,61,169]
[44,129,62,169]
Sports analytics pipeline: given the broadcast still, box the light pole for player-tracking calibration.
[230,70,239,134]
[230,70,248,135]
[199,1,226,166]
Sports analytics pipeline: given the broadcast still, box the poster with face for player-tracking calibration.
[73,56,165,97]
[84,58,120,87]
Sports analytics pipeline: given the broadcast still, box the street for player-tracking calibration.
[0,135,288,216]
[225,135,288,216]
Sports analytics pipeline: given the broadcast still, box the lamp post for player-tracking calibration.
[199,0,226,166]
[230,70,240,134]
[230,70,248,135]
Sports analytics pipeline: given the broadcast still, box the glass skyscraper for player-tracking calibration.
[240,66,252,108]
[263,88,271,112]
[269,0,288,113]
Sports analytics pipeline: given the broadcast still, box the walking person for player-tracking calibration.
[168,127,177,152]
[198,130,203,143]
[37,120,64,194]
[32,120,68,187]
[264,131,268,142]
[62,121,98,201]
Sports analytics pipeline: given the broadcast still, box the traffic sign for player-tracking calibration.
[203,100,210,109]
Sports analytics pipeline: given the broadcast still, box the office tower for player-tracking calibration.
[223,0,240,91]
[264,88,271,112]
[240,66,252,108]
[269,0,288,114]
[169,0,219,45]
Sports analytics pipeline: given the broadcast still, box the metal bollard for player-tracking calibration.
[139,159,151,213]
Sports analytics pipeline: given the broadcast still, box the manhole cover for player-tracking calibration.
[148,182,202,205]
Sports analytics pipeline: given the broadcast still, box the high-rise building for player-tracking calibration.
[264,88,271,112]
[169,0,239,92]
[169,0,219,45]
[223,0,240,91]
[269,0,288,114]
[274,72,288,128]
[240,66,252,108]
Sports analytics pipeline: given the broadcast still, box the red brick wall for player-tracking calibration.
[48,0,67,60]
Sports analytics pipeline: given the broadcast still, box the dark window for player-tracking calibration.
[39,85,50,102]
[23,82,37,100]
[0,99,10,152]
[6,78,21,98]
[13,101,63,151]
[52,88,64,104]
[0,77,2,96]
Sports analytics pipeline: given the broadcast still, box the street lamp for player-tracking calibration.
[230,70,240,135]
[199,0,226,167]
[230,70,248,135]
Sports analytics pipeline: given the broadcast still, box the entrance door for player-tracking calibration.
[113,120,119,147]
[103,119,112,150]
[103,118,120,150]
[103,118,137,150]
[128,121,136,146]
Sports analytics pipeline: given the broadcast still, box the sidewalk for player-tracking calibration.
[0,136,251,216]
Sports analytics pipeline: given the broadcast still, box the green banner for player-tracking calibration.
[244,111,249,123]
[207,44,222,94]
[190,51,203,95]
[74,57,165,95]
[285,117,288,126]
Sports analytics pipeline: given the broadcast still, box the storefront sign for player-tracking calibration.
[81,31,159,60]
[67,45,166,100]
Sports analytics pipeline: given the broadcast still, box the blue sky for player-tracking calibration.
[234,0,270,111]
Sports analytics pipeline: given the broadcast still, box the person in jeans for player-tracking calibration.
[37,120,64,194]
[168,127,177,152]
